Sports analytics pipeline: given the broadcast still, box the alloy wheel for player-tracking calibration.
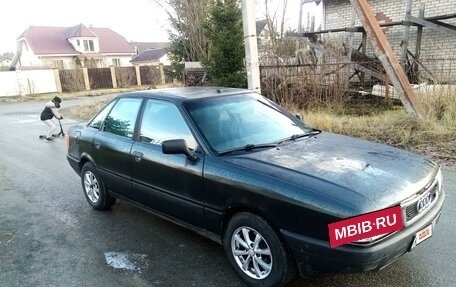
[231,226,273,279]
[83,171,100,203]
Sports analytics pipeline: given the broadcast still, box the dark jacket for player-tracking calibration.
[40,100,62,121]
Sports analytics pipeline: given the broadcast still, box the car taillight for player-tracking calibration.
[65,134,70,151]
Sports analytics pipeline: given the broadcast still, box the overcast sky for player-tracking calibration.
[0,0,321,54]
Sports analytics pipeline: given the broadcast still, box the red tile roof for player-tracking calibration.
[67,24,97,38]
[19,26,76,55]
[90,27,134,54]
[17,24,134,55]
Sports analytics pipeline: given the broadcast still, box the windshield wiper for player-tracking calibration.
[219,143,278,156]
[291,129,321,139]
[277,129,321,144]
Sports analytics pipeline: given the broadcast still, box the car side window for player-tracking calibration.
[89,100,116,129]
[139,100,197,150]
[103,98,142,138]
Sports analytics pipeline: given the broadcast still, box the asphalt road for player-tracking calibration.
[0,97,455,287]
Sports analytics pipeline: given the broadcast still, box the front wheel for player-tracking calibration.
[81,162,116,210]
[223,212,295,287]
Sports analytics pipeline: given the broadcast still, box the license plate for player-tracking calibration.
[411,224,433,249]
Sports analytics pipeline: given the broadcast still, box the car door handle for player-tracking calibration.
[132,151,143,162]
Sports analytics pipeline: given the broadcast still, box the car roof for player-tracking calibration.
[118,87,254,102]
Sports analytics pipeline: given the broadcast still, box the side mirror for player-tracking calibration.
[162,139,197,161]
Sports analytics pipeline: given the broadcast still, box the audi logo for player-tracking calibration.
[417,193,432,213]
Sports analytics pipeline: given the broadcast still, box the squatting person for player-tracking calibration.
[40,96,63,141]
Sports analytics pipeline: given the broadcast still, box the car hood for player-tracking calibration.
[222,132,438,214]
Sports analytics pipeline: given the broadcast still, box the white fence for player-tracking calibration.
[0,69,58,97]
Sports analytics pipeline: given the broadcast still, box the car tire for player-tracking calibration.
[81,162,116,210]
[223,212,296,287]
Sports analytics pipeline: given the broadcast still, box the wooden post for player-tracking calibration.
[415,4,425,60]
[412,4,425,81]
[110,66,117,89]
[361,31,367,86]
[400,0,412,68]
[135,66,142,86]
[345,8,356,90]
[159,64,166,85]
[82,68,90,91]
[53,69,62,93]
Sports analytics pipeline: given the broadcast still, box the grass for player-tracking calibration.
[417,85,456,126]
[63,99,110,122]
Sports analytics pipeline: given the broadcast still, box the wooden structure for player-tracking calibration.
[289,0,456,116]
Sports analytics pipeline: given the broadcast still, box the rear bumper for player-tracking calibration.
[66,154,81,176]
[281,189,445,277]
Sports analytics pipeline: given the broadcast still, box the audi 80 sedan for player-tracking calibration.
[66,87,445,287]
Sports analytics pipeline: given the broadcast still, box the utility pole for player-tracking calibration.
[241,0,261,93]
[297,0,304,50]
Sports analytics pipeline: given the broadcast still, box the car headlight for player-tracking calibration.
[354,233,390,244]
[436,168,443,192]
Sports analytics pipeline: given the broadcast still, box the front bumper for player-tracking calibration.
[281,189,445,277]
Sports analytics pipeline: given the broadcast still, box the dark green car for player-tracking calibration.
[66,87,445,287]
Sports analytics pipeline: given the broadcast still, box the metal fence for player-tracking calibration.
[259,58,456,109]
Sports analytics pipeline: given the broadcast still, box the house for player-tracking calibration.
[11,24,135,70]
[256,19,269,52]
[130,48,170,66]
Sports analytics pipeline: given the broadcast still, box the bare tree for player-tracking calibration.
[153,0,214,62]
[262,0,290,61]
[279,0,288,39]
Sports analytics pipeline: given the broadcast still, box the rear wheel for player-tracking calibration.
[81,162,116,210]
[223,212,295,287]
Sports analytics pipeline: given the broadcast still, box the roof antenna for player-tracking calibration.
[216,88,223,93]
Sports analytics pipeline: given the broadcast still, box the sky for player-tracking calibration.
[0,0,321,54]
[0,0,170,53]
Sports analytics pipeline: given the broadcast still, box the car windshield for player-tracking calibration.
[184,93,312,153]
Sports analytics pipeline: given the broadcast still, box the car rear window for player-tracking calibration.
[103,98,142,138]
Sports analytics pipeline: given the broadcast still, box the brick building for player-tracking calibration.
[321,0,456,81]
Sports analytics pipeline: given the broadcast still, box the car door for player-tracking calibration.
[130,99,204,227]
[91,97,143,197]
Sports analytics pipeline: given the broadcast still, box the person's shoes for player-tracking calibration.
[45,137,54,141]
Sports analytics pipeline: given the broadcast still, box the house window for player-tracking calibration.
[77,40,80,46]
[112,58,121,67]
[83,40,95,52]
